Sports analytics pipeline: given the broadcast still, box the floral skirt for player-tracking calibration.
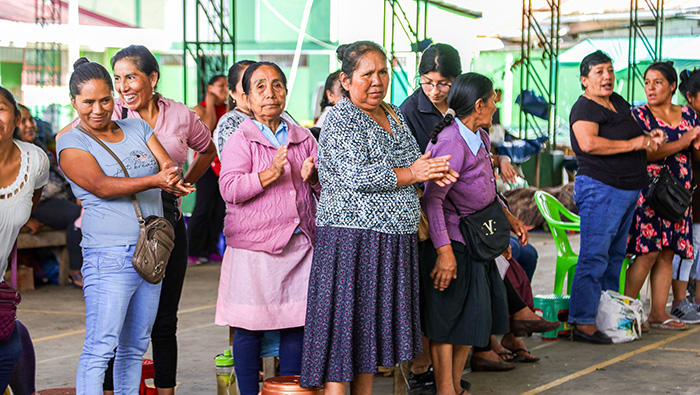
[299,226,422,387]
[628,190,693,259]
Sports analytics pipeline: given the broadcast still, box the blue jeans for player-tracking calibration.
[569,175,640,325]
[76,246,162,395]
[510,235,538,281]
[0,320,21,393]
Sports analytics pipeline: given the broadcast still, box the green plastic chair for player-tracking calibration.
[534,191,630,295]
[534,191,581,294]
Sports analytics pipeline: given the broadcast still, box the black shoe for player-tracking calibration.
[407,366,436,395]
[460,379,472,392]
[571,327,613,344]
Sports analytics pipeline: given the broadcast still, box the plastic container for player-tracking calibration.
[260,376,324,395]
[215,349,236,395]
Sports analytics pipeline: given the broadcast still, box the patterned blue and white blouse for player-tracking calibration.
[316,96,422,234]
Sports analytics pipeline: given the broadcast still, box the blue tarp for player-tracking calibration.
[494,136,548,164]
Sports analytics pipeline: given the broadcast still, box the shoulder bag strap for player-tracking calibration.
[10,241,17,289]
[380,101,400,125]
[75,124,145,223]
[121,106,129,120]
[644,105,662,131]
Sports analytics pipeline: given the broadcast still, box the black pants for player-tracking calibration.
[186,168,225,257]
[103,216,188,389]
[473,276,527,352]
[31,198,81,230]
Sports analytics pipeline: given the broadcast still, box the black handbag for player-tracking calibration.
[643,106,694,223]
[647,167,693,223]
[446,195,511,261]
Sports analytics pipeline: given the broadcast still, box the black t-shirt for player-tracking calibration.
[569,92,649,190]
[400,88,444,153]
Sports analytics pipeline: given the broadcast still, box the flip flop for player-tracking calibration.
[67,274,83,289]
[648,318,688,330]
[496,351,521,362]
[510,348,540,363]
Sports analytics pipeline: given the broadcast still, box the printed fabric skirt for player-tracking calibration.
[300,226,422,387]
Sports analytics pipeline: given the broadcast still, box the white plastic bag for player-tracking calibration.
[595,290,646,343]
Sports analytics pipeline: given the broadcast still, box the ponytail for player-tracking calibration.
[429,108,456,144]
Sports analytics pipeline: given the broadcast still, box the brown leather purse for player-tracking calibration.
[0,243,21,341]
[77,125,175,284]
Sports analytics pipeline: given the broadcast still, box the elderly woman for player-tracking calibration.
[0,87,48,395]
[422,72,532,395]
[625,62,700,328]
[216,61,320,395]
[57,58,193,394]
[568,50,663,344]
[300,41,457,394]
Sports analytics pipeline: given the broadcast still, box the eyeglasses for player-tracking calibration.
[420,81,452,93]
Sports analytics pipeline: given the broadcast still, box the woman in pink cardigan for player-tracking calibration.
[216,61,320,395]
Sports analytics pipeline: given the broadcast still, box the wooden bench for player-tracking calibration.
[16,229,69,286]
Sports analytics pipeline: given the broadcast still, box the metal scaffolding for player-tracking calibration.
[382,0,481,103]
[183,0,235,104]
[519,0,560,143]
[382,0,428,103]
[626,0,664,102]
[33,0,62,86]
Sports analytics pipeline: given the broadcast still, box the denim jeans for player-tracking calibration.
[0,319,21,393]
[76,246,162,395]
[569,175,640,325]
[510,235,539,281]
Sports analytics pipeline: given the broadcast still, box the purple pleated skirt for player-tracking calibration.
[300,226,422,387]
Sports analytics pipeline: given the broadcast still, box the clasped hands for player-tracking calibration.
[409,151,459,186]
[158,162,196,196]
[269,145,318,185]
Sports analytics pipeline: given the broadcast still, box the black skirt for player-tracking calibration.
[419,240,509,347]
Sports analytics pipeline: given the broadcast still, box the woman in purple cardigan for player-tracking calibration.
[216,62,320,395]
[422,73,530,395]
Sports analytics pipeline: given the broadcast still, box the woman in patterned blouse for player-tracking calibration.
[300,41,458,394]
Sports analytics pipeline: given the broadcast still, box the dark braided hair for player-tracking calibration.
[429,72,493,144]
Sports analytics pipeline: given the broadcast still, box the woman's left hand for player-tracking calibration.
[301,156,318,185]
[507,211,528,245]
[164,180,196,197]
[432,168,460,187]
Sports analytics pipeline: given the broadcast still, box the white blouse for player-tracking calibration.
[0,140,50,274]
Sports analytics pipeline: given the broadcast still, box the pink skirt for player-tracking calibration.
[215,233,313,330]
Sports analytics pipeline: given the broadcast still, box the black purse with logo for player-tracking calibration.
[643,107,694,223]
[446,195,511,261]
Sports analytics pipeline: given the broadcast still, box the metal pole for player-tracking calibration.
[183,0,188,104]
[390,0,396,103]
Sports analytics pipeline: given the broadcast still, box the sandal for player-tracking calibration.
[67,274,83,289]
[496,351,522,362]
[510,348,540,363]
[648,318,688,330]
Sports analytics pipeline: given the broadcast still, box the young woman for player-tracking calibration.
[0,87,48,395]
[625,62,700,328]
[57,57,194,394]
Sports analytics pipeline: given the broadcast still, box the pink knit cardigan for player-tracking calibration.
[219,118,320,254]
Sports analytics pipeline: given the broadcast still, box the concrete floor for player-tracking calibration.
[17,232,700,394]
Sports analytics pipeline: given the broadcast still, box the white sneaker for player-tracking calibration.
[670,299,700,324]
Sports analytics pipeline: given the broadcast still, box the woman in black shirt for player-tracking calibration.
[568,50,664,344]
